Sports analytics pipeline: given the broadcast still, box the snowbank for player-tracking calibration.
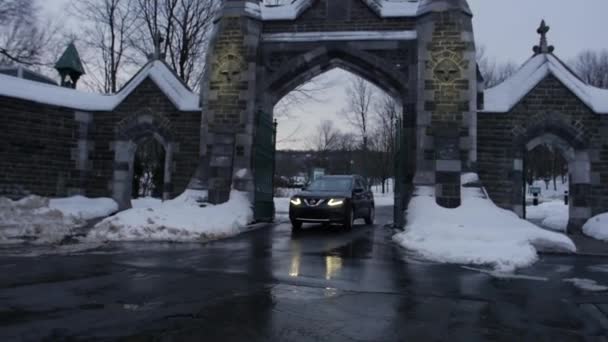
[0,195,118,244]
[583,213,608,241]
[131,197,163,209]
[526,201,569,232]
[393,176,575,272]
[86,190,253,242]
[49,196,118,220]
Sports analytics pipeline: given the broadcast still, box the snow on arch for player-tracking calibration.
[246,0,422,21]
[0,60,200,112]
[482,53,608,114]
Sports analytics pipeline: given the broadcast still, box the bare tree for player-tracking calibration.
[341,75,377,151]
[477,45,517,89]
[0,0,54,66]
[310,120,340,152]
[573,50,608,89]
[129,0,218,88]
[372,95,402,193]
[71,0,136,93]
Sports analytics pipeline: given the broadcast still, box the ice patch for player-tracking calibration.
[462,266,549,281]
[564,278,608,292]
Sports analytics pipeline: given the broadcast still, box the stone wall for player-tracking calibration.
[0,97,80,198]
[478,74,608,230]
[0,78,201,204]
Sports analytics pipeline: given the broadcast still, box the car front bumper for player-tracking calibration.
[289,204,348,223]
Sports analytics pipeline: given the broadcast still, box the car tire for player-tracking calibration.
[291,220,302,232]
[365,206,375,225]
[344,207,355,231]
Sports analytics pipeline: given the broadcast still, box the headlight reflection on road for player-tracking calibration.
[289,241,301,277]
[325,255,343,280]
[289,254,300,277]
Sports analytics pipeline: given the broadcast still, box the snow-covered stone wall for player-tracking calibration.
[478,73,608,232]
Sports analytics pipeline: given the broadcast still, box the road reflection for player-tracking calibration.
[325,255,343,280]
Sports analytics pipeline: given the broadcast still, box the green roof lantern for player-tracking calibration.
[55,42,85,89]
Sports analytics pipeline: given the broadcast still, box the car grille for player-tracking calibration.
[304,198,325,207]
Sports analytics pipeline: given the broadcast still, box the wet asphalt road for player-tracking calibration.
[1,206,608,341]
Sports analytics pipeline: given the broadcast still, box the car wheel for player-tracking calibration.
[291,220,302,232]
[365,206,375,225]
[344,207,355,231]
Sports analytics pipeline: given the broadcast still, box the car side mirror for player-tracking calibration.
[354,188,364,194]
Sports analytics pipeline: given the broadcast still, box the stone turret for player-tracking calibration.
[55,42,85,89]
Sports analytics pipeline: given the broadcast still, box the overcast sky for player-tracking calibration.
[41,0,608,150]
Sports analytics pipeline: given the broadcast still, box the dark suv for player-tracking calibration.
[289,175,375,231]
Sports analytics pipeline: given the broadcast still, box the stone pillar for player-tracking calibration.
[415,0,477,208]
[569,151,592,233]
[198,0,261,204]
[70,111,94,196]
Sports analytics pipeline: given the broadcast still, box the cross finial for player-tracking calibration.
[533,20,555,55]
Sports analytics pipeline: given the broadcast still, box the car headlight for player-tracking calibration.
[290,198,302,206]
[328,198,344,207]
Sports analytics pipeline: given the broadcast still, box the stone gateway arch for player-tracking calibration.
[198,0,481,220]
[195,0,608,231]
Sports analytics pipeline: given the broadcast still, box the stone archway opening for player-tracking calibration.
[132,136,167,202]
[111,112,176,210]
[262,58,412,223]
[523,136,571,232]
[518,132,591,233]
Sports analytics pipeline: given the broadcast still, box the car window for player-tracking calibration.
[354,179,364,190]
[307,178,352,192]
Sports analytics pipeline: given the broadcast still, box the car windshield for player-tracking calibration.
[307,178,352,192]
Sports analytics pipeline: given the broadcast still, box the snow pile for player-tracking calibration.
[86,190,253,242]
[583,213,608,241]
[0,196,118,244]
[131,197,163,209]
[0,196,79,244]
[393,175,575,272]
[564,278,608,292]
[526,201,569,232]
[49,196,118,220]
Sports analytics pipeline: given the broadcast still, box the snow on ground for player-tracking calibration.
[0,196,117,244]
[274,197,291,223]
[393,174,575,272]
[374,193,394,206]
[131,197,163,209]
[85,190,253,242]
[525,179,569,202]
[583,213,608,242]
[526,201,569,232]
[563,278,608,292]
[49,196,118,220]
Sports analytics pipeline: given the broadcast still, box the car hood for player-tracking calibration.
[295,190,351,199]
